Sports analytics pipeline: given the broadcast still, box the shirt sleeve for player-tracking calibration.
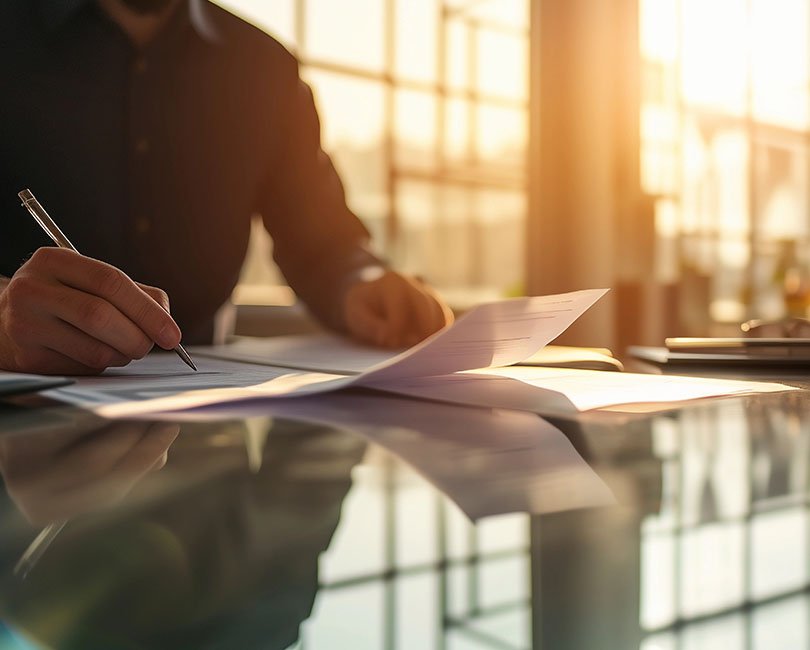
[255,56,386,334]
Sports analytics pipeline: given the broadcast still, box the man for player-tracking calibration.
[0,0,452,375]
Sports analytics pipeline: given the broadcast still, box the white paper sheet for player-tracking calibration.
[192,334,397,375]
[41,287,796,419]
[46,289,609,416]
[194,288,609,380]
[46,355,355,417]
[371,366,797,414]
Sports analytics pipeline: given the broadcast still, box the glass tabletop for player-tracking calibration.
[0,383,809,650]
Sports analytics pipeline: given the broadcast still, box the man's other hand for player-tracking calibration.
[344,270,453,349]
[0,248,182,375]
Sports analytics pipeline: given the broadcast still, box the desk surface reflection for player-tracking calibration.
[1,384,810,650]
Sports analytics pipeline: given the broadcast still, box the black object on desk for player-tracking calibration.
[628,337,810,368]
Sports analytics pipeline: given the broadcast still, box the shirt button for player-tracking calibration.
[135,217,152,235]
[134,57,148,74]
[135,138,150,154]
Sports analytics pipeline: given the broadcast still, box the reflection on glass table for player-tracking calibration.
[0,386,809,649]
[0,416,366,650]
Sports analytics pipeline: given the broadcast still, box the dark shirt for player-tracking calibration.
[0,0,379,343]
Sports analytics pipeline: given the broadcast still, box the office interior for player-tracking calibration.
[228,0,810,353]
[2,1,810,650]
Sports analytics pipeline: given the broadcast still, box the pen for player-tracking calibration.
[14,520,66,579]
[17,189,197,371]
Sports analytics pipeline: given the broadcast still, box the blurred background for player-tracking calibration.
[216,0,810,351]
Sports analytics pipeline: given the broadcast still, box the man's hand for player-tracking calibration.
[0,248,182,375]
[344,270,453,348]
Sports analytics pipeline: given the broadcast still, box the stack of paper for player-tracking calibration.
[39,288,796,418]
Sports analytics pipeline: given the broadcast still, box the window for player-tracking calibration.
[640,0,810,329]
[215,0,531,307]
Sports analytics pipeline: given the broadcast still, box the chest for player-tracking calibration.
[0,19,277,248]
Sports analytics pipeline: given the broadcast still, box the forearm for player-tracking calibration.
[258,62,389,332]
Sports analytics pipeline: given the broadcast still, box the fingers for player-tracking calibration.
[114,422,179,478]
[345,272,453,349]
[32,248,181,349]
[400,282,448,347]
[138,283,171,314]
[14,345,105,376]
[345,277,410,348]
[346,298,388,347]
[379,282,411,348]
[47,283,155,361]
[44,318,132,370]
[0,247,181,374]
[55,423,148,483]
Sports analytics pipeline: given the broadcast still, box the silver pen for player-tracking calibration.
[18,189,197,371]
[14,520,66,579]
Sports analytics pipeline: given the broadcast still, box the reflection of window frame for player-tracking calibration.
[640,405,810,641]
[311,455,532,648]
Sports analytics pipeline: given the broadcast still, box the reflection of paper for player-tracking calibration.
[255,394,616,520]
[372,366,797,414]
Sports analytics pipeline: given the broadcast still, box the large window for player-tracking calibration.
[641,0,810,329]
[215,0,530,307]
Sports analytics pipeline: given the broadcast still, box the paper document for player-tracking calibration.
[47,289,608,416]
[48,355,355,417]
[41,287,796,418]
[193,334,396,375]
[372,366,796,414]
[351,288,609,382]
[194,288,608,378]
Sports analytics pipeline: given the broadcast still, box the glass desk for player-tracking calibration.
[0,379,809,650]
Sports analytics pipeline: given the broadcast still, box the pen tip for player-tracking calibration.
[175,345,197,371]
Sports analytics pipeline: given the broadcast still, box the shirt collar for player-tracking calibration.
[37,0,221,43]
